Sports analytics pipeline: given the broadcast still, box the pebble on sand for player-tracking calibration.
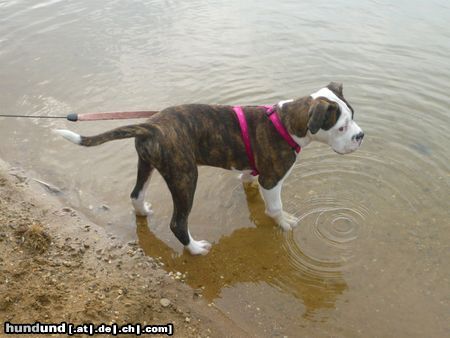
[160,298,171,307]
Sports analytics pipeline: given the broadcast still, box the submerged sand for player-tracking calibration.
[0,159,243,337]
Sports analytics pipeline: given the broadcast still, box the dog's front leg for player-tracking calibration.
[238,171,257,183]
[259,181,299,231]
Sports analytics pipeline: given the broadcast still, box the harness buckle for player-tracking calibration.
[264,105,277,116]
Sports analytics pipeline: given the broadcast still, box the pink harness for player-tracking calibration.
[233,105,301,176]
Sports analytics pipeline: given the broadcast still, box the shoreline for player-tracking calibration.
[0,158,244,337]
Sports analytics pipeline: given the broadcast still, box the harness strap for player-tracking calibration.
[264,105,301,153]
[232,104,301,177]
[233,106,259,176]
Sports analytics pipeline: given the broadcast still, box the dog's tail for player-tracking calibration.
[53,124,151,147]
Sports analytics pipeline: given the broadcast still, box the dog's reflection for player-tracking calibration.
[135,181,347,319]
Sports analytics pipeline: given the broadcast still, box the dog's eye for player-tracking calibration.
[338,126,345,132]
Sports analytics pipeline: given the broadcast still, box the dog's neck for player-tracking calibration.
[276,96,313,148]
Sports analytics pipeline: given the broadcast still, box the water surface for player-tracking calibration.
[1,0,449,336]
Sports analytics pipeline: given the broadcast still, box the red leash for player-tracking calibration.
[0,110,160,122]
[0,110,159,122]
[66,110,159,122]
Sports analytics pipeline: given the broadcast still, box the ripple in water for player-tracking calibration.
[285,197,369,279]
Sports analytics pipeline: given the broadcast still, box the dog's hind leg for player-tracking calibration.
[131,157,154,216]
[162,166,211,255]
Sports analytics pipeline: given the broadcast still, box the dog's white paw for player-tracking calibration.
[132,200,153,216]
[283,211,299,226]
[271,211,299,231]
[238,172,257,183]
[185,239,212,256]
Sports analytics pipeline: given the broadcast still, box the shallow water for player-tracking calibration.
[1,0,449,336]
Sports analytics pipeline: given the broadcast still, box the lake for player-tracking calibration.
[0,0,449,336]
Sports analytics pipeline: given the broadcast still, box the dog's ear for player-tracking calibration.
[307,98,340,134]
[327,82,344,97]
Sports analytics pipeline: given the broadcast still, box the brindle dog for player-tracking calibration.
[55,82,364,255]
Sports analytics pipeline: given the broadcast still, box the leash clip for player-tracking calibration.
[264,105,277,116]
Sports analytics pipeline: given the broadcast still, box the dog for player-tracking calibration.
[55,82,364,255]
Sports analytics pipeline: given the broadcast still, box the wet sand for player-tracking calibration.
[1,1,449,335]
[0,158,243,337]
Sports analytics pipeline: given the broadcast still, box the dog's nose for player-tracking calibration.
[354,132,364,142]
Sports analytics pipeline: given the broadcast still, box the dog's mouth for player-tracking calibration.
[335,138,364,155]
[333,146,359,155]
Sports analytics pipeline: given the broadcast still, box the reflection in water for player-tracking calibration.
[1,0,449,334]
[136,181,347,319]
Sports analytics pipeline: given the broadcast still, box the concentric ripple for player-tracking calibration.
[0,0,449,334]
[271,116,449,309]
[286,196,369,278]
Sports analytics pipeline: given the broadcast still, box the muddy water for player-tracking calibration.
[1,0,449,336]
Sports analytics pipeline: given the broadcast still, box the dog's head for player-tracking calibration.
[307,82,364,154]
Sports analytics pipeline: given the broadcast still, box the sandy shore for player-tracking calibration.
[0,159,243,337]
